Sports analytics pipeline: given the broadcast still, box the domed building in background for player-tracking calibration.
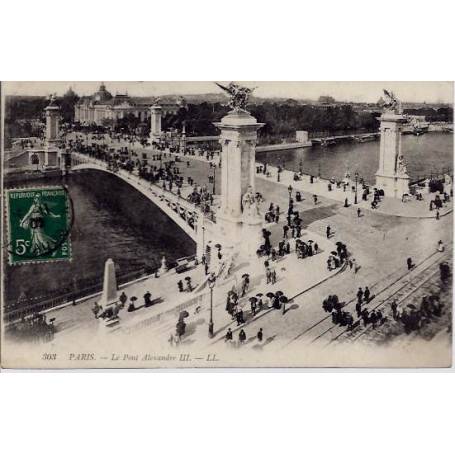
[92,83,113,103]
[74,83,186,126]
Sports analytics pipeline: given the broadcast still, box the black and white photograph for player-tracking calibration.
[1,80,453,368]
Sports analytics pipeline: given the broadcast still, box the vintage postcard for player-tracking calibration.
[1,81,453,368]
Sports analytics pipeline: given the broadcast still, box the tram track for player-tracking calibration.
[338,266,445,344]
[324,249,451,346]
[283,248,449,348]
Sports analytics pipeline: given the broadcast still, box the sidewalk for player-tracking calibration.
[122,140,452,220]
[137,230,343,347]
[48,261,206,342]
[256,165,453,219]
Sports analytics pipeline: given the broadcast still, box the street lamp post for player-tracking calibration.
[202,226,206,253]
[208,273,216,337]
[354,172,359,204]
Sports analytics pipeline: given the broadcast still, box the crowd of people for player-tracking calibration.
[223,283,288,346]
[391,294,445,335]
[91,288,158,321]
[327,240,349,271]
[67,131,218,221]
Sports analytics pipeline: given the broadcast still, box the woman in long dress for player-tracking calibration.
[19,194,61,256]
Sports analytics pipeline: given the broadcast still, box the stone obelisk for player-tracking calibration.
[99,258,118,308]
[375,90,410,198]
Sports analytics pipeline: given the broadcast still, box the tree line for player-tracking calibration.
[162,102,381,143]
[4,94,454,148]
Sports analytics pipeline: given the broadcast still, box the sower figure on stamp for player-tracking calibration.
[19,194,61,256]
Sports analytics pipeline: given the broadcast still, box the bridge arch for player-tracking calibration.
[71,155,202,246]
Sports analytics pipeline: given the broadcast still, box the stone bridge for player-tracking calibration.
[71,152,211,255]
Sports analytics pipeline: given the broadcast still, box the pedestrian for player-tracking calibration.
[283,225,289,239]
[239,329,246,344]
[257,328,263,342]
[437,240,445,252]
[177,280,184,292]
[361,309,369,327]
[357,287,363,304]
[225,328,233,342]
[143,291,153,307]
[236,308,245,326]
[326,225,331,239]
[370,310,378,329]
[241,275,250,296]
[357,207,361,217]
[314,243,319,254]
[92,301,102,319]
[436,210,440,220]
[271,266,277,284]
[391,300,398,320]
[376,309,383,325]
[364,286,370,303]
[313,194,318,205]
[266,266,272,284]
[250,298,257,316]
[355,301,362,318]
[352,258,358,273]
[119,291,127,307]
[407,257,413,270]
[127,297,137,312]
[271,248,277,261]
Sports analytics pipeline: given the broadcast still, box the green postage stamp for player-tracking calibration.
[5,186,72,265]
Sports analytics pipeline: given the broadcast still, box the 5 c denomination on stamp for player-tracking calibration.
[5,186,72,265]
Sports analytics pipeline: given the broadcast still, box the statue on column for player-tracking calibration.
[215,82,256,111]
[241,185,259,219]
[48,93,58,106]
[382,89,402,114]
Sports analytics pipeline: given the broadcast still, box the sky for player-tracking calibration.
[3,81,453,104]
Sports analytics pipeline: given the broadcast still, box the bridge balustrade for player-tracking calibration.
[71,152,209,237]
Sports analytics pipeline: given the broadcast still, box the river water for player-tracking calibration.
[256,132,453,184]
[4,170,195,304]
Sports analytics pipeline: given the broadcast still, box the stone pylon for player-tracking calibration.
[45,97,60,145]
[43,95,61,167]
[213,109,264,258]
[150,103,162,143]
[375,111,410,198]
[99,258,118,307]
